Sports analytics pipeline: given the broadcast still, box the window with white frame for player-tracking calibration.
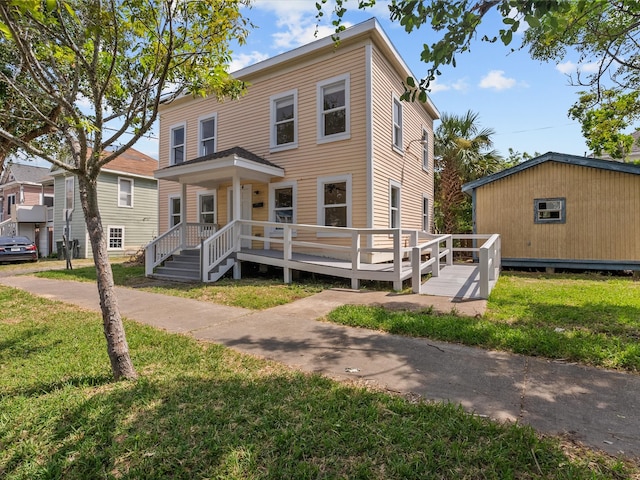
[421,128,429,171]
[198,191,216,224]
[392,97,403,150]
[422,194,429,231]
[389,181,401,228]
[64,177,74,211]
[534,198,565,224]
[199,115,216,156]
[269,182,297,230]
[169,196,181,227]
[317,74,350,142]
[271,90,297,150]
[7,193,15,215]
[118,177,133,208]
[170,124,185,165]
[108,226,124,250]
[317,175,351,228]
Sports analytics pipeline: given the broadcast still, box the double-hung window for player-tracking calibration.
[389,181,401,228]
[422,128,429,171]
[170,124,185,165]
[7,193,15,215]
[534,198,566,223]
[108,226,124,250]
[317,175,351,230]
[199,115,216,156]
[271,90,297,150]
[118,177,133,208]
[392,96,403,151]
[169,196,181,227]
[317,74,350,142]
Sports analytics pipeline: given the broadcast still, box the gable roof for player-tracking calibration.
[462,151,640,194]
[0,163,52,186]
[164,146,281,170]
[50,147,158,179]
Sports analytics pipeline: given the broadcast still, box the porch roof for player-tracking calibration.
[154,147,285,187]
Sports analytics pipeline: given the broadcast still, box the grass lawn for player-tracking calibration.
[326,272,640,372]
[35,264,331,310]
[1,285,636,479]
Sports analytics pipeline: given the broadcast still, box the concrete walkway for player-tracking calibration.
[1,274,638,459]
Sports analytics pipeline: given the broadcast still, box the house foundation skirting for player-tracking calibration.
[502,258,640,271]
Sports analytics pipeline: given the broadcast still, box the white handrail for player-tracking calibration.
[201,220,238,282]
[145,223,182,275]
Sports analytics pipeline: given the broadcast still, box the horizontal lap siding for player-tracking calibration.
[475,161,640,261]
[158,45,368,252]
[370,47,435,251]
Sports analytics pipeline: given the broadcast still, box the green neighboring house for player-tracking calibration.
[50,148,158,259]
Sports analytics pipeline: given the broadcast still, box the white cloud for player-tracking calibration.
[478,70,516,90]
[229,51,270,72]
[428,77,469,93]
[556,60,600,75]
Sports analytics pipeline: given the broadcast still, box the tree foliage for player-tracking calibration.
[329,1,640,158]
[0,0,250,380]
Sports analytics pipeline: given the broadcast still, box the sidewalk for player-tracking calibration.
[1,274,638,458]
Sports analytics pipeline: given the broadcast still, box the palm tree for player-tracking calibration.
[434,111,503,233]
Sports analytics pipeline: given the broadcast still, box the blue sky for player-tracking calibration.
[134,0,597,161]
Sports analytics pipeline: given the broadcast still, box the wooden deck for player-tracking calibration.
[239,249,490,300]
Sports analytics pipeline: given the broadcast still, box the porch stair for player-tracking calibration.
[151,248,236,283]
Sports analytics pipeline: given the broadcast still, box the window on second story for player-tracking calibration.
[199,115,216,156]
[65,177,74,211]
[392,97,403,150]
[422,128,429,171]
[118,177,133,208]
[7,194,15,215]
[271,90,297,150]
[317,74,350,142]
[170,124,185,165]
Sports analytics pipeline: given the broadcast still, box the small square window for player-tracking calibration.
[534,198,565,224]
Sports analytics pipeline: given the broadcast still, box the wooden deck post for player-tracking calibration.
[411,246,421,293]
[445,235,453,266]
[393,229,402,291]
[479,246,489,299]
[283,225,292,283]
[432,241,440,277]
[351,231,360,290]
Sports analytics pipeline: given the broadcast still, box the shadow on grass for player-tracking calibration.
[1,369,623,479]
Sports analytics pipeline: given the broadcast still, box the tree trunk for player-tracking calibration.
[438,158,464,234]
[78,174,137,381]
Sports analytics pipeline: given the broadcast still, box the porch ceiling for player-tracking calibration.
[154,147,285,187]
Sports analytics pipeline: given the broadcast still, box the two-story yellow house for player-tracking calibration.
[148,18,450,290]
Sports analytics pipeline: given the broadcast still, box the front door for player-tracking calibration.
[228,184,252,248]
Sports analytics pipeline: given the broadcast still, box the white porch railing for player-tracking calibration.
[145,222,218,276]
[201,221,238,282]
[411,234,454,292]
[0,219,17,237]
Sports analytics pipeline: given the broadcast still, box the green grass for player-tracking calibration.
[326,272,640,372]
[35,264,328,310]
[0,285,635,479]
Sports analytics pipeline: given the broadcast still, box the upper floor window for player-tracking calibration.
[392,97,403,150]
[64,177,74,211]
[534,198,566,224]
[271,90,297,150]
[118,177,133,208]
[170,124,185,165]
[317,74,350,143]
[7,193,15,215]
[199,115,216,156]
[422,128,429,171]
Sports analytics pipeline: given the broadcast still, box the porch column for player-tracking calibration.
[180,183,187,248]
[232,173,241,220]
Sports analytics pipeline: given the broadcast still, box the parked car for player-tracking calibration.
[0,236,38,263]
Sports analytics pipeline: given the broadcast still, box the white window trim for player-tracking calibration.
[197,189,217,225]
[392,95,403,153]
[316,174,352,237]
[108,225,125,251]
[421,127,430,172]
[168,194,181,227]
[268,180,297,236]
[118,177,134,208]
[316,73,350,144]
[169,122,186,166]
[422,194,430,232]
[198,113,217,157]
[389,179,401,229]
[270,89,298,152]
